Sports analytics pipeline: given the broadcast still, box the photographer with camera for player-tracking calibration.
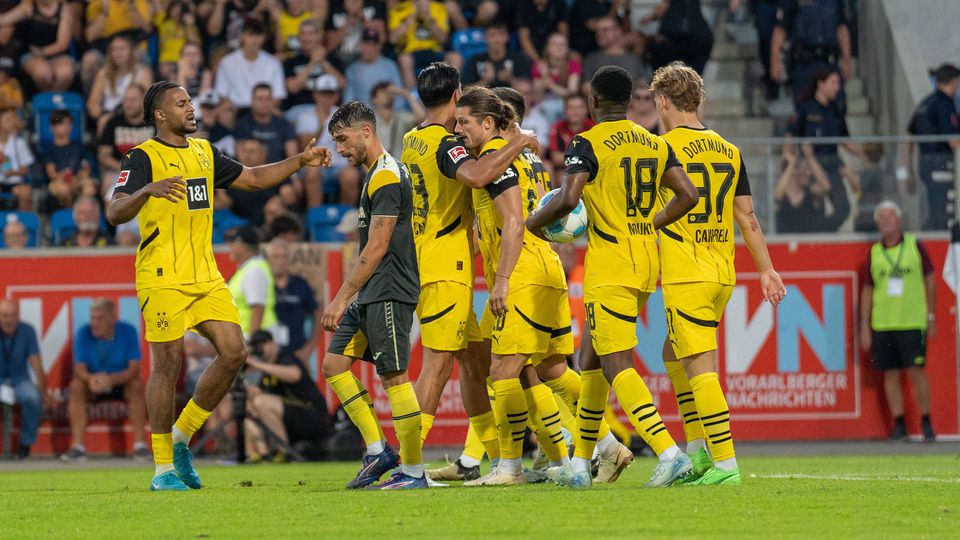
[244,330,330,462]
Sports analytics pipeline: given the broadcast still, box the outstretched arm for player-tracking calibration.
[229,139,331,191]
[733,195,786,306]
[455,125,537,188]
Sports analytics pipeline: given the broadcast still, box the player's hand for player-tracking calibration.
[142,175,186,203]
[760,269,786,307]
[299,139,332,168]
[321,297,348,331]
[860,323,872,351]
[489,278,509,319]
[504,122,539,153]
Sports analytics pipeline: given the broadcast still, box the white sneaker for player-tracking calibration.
[463,469,527,486]
[645,452,692,487]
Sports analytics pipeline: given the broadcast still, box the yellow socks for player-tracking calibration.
[172,399,212,446]
[356,374,386,441]
[666,361,707,446]
[462,423,486,463]
[420,413,435,444]
[689,372,735,462]
[328,371,384,449]
[152,432,173,475]
[574,369,609,460]
[524,384,566,463]
[386,382,423,473]
[468,410,500,461]
[491,378,527,461]
[554,394,578,439]
[611,369,675,456]
[603,404,631,444]
[544,368,582,440]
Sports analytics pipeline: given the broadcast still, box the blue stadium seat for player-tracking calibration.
[50,208,75,245]
[451,28,487,62]
[32,92,85,152]
[0,211,40,248]
[307,204,352,242]
[212,210,250,244]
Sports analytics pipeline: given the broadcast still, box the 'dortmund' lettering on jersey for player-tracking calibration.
[115,170,130,187]
[494,167,517,184]
[447,145,468,162]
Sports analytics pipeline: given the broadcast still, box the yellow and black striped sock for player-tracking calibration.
[385,382,423,468]
[574,369,609,460]
[666,361,707,445]
[356,374,386,441]
[491,379,527,460]
[524,384,566,462]
[468,410,500,461]
[328,371,383,448]
[420,413,435,444]
[173,399,212,442]
[604,404,631,445]
[544,368,581,440]
[554,393,578,440]
[689,372,735,461]
[611,369,675,456]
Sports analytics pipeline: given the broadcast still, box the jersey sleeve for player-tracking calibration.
[212,144,244,188]
[485,164,520,199]
[114,148,153,195]
[242,265,270,306]
[735,157,752,196]
[369,170,403,217]
[563,135,598,179]
[436,135,474,179]
[663,143,681,170]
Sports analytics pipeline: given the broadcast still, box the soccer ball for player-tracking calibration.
[538,188,588,243]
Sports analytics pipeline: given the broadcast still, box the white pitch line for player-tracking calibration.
[752,473,960,484]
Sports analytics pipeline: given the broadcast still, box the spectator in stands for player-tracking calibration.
[214,18,287,114]
[627,80,661,134]
[0,56,23,110]
[512,78,552,155]
[787,67,862,232]
[463,20,532,88]
[860,201,937,442]
[0,0,76,92]
[82,0,152,90]
[198,0,269,54]
[114,219,140,246]
[270,0,315,59]
[174,42,214,102]
[548,94,594,181]
[297,74,360,206]
[229,138,277,225]
[531,32,580,121]
[0,108,33,212]
[285,19,346,122]
[266,239,321,359]
[199,90,235,155]
[644,0,714,74]
[325,0,387,67]
[235,83,298,163]
[87,35,154,136]
[902,64,960,231]
[43,110,96,209]
[582,16,645,92]
[567,0,614,56]
[98,84,154,199]
[517,0,569,66]
[2,215,28,248]
[244,329,329,462]
[227,226,277,337]
[268,212,304,242]
[389,0,450,89]
[752,0,781,100]
[0,299,49,458]
[774,150,829,233]
[154,0,202,81]
[371,81,425,157]
[770,0,852,103]
[342,29,402,105]
[59,196,112,247]
[446,0,499,31]
[62,298,148,461]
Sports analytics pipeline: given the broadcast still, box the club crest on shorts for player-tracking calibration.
[156,312,169,331]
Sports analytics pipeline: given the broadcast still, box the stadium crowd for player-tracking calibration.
[2,0,949,247]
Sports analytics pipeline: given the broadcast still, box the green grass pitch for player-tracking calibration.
[1,455,957,538]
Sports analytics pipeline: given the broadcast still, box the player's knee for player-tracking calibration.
[321,355,347,379]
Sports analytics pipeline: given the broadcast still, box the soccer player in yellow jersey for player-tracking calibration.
[105,81,330,491]
[527,66,699,489]
[651,62,786,485]
[400,63,537,482]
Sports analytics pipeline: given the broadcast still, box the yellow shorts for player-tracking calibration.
[138,279,240,343]
[417,281,483,351]
[584,285,650,356]
[480,283,573,357]
[663,282,733,359]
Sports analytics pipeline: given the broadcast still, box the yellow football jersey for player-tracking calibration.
[473,138,565,290]
[658,126,751,285]
[114,137,243,290]
[401,124,474,287]
[564,119,680,292]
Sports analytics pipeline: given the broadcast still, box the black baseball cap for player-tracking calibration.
[227,226,261,249]
[247,329,274,349]
[930,63,960,84]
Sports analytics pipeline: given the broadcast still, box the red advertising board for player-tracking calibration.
[1,239,957,456]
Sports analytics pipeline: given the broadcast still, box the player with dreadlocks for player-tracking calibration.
[106,81,331,491]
